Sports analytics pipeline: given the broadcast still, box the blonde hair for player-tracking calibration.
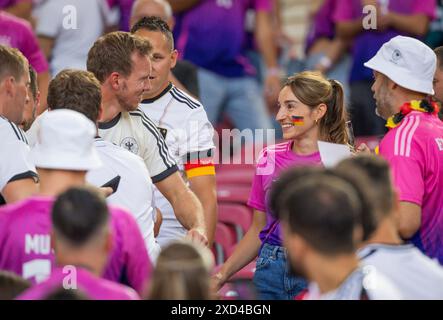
[285,71,349,145]
[147,240,214,300]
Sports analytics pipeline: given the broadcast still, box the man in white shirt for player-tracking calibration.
[87,31,207,246]
[131,16,217,247]
[43,69,161,262]
[0,45,38,204]
[270,169,402,300]
[336,155,443,299]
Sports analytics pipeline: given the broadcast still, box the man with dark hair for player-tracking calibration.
[336,155,443,299]
[87,31,208,246]
[18,186,139,300]
[20,66,40,132]
[0,45,38,204]
[0,109,151,295]
[0,270,30,300]
[131,16,217,247]
[271,169,401,299]
[130,0,200,98]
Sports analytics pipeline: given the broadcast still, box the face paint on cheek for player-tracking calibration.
[292,116,304,126]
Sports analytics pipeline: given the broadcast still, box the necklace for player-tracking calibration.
[385,99,440,129]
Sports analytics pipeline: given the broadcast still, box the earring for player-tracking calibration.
[315,119,318,124]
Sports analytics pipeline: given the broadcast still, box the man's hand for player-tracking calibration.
[186,227,208,246]
[355,143,372,154]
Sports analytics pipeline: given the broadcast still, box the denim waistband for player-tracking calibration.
[259,242,288,260]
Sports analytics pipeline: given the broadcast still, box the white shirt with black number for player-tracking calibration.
[98,109,178,184]
[139,83,215,248]
[0,116,38,201]
[86,138,160,262]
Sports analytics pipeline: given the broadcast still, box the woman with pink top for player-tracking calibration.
[213,71,350,300]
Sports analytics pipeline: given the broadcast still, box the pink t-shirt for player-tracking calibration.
[0,196,152,294]
[17,267,139,300]
[0,11,49,73]
[248,141,322,246]
[379,111,443,264]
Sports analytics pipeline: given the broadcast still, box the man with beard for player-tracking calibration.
[87,32,207,246]
[362,36,443,265]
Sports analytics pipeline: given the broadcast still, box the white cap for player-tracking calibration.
[364,36,436,95]
[30,109,102,171]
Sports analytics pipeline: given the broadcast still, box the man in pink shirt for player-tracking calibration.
[18,186,139,300]
[0,109,152,294]
[362,36,443,264]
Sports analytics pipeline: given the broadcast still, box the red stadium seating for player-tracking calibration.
[218,203,253,242]
[216,167,255,185]
[216,184,251,205]
[213,223,236,265]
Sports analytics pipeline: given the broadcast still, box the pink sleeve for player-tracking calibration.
[247,151,268,212]
[253,0,272,12]
[379,138,424,206]
[412,0,437,20]
[20,22,49,73]
[333,0,357,22]
[120,209,153,296]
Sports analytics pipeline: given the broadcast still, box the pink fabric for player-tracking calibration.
[0,196,152,294]
[0,11,49,73]
[379,111,443,264]
[18,267,139,300]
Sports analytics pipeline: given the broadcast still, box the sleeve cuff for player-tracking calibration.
[7,170,39,184]
[151,165,179,184]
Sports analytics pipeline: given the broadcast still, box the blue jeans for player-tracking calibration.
[253,243,307,300]
[197,68,274,144]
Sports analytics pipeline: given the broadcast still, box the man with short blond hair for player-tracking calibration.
[0,45,38,204]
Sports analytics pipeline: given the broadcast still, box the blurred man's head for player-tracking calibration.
[87,32,152,112]
[131,16,177,100]
[130,0,174,30]
[433,47,443,104]
[337,155,396,222]
[274,172,363,280]
[0,45,30,124]
[20,66,39,131]
[0,271,31,300]
[51,186,112,275]
[48,69,102,124]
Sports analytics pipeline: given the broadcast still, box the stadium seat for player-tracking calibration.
[216,168,255,185]
[218,203,253,242]
[213,223,236,265]
[216,184,251,205]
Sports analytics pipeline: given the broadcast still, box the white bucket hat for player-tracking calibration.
[364,36,436,95]
[30,109,102,171]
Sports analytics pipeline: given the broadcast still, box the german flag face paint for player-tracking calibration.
[291,116,304,126]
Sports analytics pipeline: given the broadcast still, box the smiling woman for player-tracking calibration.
[213,71,350,300]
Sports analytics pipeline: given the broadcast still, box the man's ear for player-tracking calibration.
[4,76,16,97]
[108,72,121,90]
[171,49,178,69]
[387,78,397,91]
